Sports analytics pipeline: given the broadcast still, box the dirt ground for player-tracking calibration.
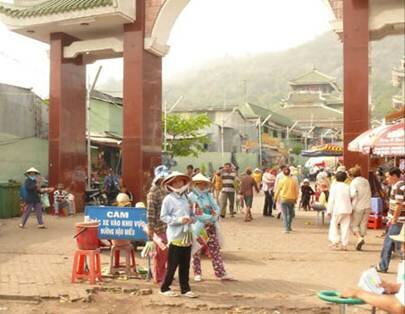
[0,194,399,313]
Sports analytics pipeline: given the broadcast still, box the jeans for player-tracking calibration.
[219,192,235,217]
[263,190,274,216]
[54,200,74,215]
[379,222,403,271]
[281,201,295,231]
[161,244,191,294]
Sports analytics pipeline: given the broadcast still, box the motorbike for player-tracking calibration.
[85,182,108,205]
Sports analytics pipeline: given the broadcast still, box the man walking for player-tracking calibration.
[349,166,372,251]
[19,167,46,229]
[274,167,299,233]
[219,163,237,218]
[376,167,404,272]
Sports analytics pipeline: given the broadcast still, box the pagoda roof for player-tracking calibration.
[238,102,294,127]
[289,68,337,86]
[276,104,343,128]
[0,0,113,18]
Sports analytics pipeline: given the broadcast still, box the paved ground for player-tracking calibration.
[0,194,400,313]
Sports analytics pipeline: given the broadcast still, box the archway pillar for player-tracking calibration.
[123,0,162,200]
[49,32,87,211]
[343,0,370,176]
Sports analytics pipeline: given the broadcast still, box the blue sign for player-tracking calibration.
[84,206,148,241]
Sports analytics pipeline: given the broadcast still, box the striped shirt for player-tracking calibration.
[146,185,167,237]
[389,180,405,222]
[220,170,236,193]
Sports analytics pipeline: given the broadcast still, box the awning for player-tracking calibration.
[349,120,404,156]
[301,144,343,157]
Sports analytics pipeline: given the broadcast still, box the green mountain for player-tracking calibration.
[163,31,404,119]
[98,31,404,119]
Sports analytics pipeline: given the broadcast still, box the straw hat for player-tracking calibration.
[390,225,405,243]
[24,167,40,175]
[162,171,191,186]
[116,193,130,204]
[135,202,146,208]
[192,173,211,184]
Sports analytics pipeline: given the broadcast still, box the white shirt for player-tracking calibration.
[262,172,276,192]
[316,171,328,183]
[327,182,353,215]
[350,177,371,211]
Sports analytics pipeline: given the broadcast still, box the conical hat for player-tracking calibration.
[390,225,405,243]
[192,173,211,184]
[25,167,40,175]
[161,171,191,186]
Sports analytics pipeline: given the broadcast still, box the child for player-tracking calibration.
[160,172,197,298]
[300,179,314,211]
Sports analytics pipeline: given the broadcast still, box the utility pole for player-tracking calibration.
[86,66,102,189]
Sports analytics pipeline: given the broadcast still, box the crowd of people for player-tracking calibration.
[17,161,404,311]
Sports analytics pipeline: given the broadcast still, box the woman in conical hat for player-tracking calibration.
[159,171,198,298]
[188,173,233,281]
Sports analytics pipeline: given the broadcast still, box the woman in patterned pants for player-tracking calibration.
[188,174,233,281]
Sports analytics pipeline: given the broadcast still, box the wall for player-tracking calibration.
[0,134,48,182]
[0,84,47,138]
[90,98,123,136]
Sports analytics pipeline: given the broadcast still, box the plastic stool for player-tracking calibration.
[367,215,382,230]
[71,249,102,284]
[110,244,136,275]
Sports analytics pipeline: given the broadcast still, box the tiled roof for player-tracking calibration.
[276,104,343,126]
[238,102,294,127]
[289,68,336,86]
[0,0,113,18]
[285,92,323,104]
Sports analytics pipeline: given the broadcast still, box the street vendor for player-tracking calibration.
[146,165,169,284]
[188,173,233,282]
[160,171,197,298]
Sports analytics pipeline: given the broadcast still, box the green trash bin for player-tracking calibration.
[0,182,22,219]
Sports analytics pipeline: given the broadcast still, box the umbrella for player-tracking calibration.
[305,156,339,168]
[371,120,404,156]
[348,124,386,154]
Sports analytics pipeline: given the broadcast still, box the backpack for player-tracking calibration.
[20,184,28,201]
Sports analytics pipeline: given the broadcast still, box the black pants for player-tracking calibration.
[263,190,274,216]
[161,244,191,294]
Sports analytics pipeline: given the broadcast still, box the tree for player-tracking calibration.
[164,113,212,159]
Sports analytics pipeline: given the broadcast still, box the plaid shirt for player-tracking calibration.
[147,185,167,237]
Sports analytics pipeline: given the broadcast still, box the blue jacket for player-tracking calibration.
[24,177,40,204]
[160,192,195,243]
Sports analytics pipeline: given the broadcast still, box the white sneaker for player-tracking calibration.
[194,275,203,282]
[181,291,198,298]
[159,290,179,297]
[220,274,235,281]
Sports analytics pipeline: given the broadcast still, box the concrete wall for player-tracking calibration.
[0,134,48,183]
[0,83,47,138]
[90,98,123,136]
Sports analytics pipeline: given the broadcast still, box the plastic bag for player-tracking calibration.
[40,194,50,208]
[141,241,156,258]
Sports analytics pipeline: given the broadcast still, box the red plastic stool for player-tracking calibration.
[71,249,103,284]
[367,215,383,230]
[110,244,136,275]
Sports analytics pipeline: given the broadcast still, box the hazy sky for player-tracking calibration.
[0,0,333,97]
